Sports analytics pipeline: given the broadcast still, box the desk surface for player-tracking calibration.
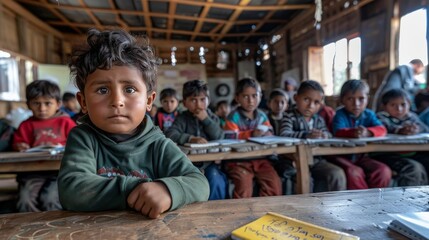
[1,186,427,239]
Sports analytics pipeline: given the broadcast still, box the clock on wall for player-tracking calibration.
[215,83,230,97]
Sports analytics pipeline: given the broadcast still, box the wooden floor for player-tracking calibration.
[1,186,427,239]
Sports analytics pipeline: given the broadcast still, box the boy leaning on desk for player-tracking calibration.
[374,88,428,186]
[278,80,346,193]
[164,79,228,201]
[13,80,77,212]
[58,28,209,219]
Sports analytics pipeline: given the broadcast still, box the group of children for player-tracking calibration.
[4,28,429,218]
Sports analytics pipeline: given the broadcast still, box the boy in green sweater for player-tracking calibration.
[58,29,209,219]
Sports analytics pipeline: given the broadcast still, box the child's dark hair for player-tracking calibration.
[216,100,228,111]
[296,80,324,96]
[381,89,410,105]
[340,79,369,99]
[235,77,261,96]
[62,92,76,102]
[69,28,159,93]
[160,88,178,101]
[415,91,429,109]
[182,80,209,99]
[269,88,289,101]
[26,80,61,104]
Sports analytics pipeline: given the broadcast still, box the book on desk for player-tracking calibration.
[231,212,359,240]
[24,144,65,155]
[388,212,429,240]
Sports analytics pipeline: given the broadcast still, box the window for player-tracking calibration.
[0,50,20,101]
[322,37,361,95]
[399,8,427,88]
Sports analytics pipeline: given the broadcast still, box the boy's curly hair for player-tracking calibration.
[69,28,159,93]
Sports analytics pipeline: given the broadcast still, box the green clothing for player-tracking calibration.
[58,115,209,212]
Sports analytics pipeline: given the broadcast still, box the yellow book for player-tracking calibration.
[231,212,359,240]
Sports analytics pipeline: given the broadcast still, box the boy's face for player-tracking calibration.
[161,96,179,114]
[183,92,208,115]
[235,86,260,113]
[269,95,288,115]
[385,96,410,119]
[341,89,368,117]
[216,103,231,118]
[28,96,60,120]
[294,89,323,119]
[77,65,156,135]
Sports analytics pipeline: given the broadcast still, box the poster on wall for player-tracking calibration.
[156,64,207,105]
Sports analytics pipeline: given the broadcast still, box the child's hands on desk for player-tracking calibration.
[15,142,30,151]
[398,123,419,135]
[127,182,172,219]
[353,126,372,138]
[307,129,328,139]
[189,136,208,143]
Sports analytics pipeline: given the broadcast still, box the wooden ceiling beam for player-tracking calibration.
[166,1,177,40]
[39,0,82,34]
[48,21,267,38]
[15,0,311,22]
[190,0,212,42]
[216,0,251,43]
[141,0,152,38]
[78,0,103,30]
[108,0,129,31]
[1,0,63,38]
[241,0,287,43]
[157,0,312,11]
[63,33,257,50]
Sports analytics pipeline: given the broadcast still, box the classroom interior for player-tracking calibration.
[1,0,429,215]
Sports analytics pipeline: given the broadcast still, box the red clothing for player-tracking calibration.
[328,156,391,189]
[13,114,76,150]
[318,105,335,132]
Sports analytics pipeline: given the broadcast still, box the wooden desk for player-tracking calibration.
[292,142,429,194]
[0,152,62,173]
[1,186,427,239]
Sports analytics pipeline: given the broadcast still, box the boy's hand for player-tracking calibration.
[127,182,172,219]
[307,129,324,139]
[194,109,208,121]
[398,123,419,135]
[189,136,208,143]
[252,129,265,137]
[15,142,30,152]
[355,126,372,138]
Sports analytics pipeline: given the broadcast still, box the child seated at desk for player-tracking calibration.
[13,80,76,212]
[165,79,227,200]
[224,77,282,198]
[58,29,209,219]
[374,89,428,186]
[154,88,179,132]
[279,80,346,192]
[331,79,391,189]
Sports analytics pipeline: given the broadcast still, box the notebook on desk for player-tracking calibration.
[231,212,359,240]
[388,212,429,240]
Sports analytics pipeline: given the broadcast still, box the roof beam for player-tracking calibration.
[39,0,81,34]
[190,0,212,42]
[166,1,176,40]
[141,0,152,38]
[78,0,103,30]
[241,0,287,43]
[216,0,251,43]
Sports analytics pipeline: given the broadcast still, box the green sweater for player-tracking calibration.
[58,116,209,212]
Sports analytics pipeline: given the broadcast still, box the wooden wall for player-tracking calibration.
[261,0,429,109]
